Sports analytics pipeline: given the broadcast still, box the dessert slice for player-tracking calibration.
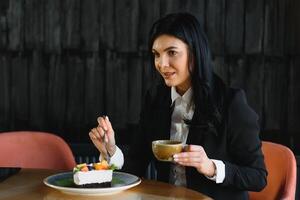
[73,160,116,188]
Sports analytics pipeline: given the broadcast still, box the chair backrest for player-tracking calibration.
[0,131,76,170]
[249,141,297,200]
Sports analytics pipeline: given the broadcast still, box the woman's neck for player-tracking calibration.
[176,86,191,96]
[176,78,192,96]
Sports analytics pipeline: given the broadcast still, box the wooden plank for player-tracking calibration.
[228,57,246,88]
[212,56,229,84]
[288,57,300,152]
[105,51,115,123]
[245,0,264,54]
[44,0,61,53]
[84,52,104,126]
[229,56,264,122]
[128,56,143,124]
[160,0,181,15]
[264,0,285,56]
[160,0,206,31]
[0,0,9,46]
[115,0,139,52]
[81,0,99,51]
[0,54,10,130]
[24,0,44,49]
[99,0,114,50]
[0,13,8,48]
[184,0,206,29]
[65,55,85,140]
[0,1,9,14]
[241,56,264,121]
[29,50,48,129]
[7,0,23,50]
[138,0,160,51]
[264,58,288,131]
[47,54,67,132]
[225,0,244,55]
[105,51,128,129]
[10,54,29,129]
[285,0,300,55]
[61,0,80,49]
[206,0,225,55]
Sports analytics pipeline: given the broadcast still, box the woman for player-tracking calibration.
[89,13,267,199]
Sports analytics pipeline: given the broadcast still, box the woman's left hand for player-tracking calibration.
[173,145,216,177]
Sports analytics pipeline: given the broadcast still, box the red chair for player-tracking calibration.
[249,141,297,200]
[0,131,76,170]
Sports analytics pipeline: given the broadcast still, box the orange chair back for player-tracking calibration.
[0,131,76,170]
[249,141,297,200]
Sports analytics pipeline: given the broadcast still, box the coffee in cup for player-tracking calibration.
[152,140,183,162]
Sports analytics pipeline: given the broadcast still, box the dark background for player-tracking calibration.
[0,0,299,161]
[0,0,299,197]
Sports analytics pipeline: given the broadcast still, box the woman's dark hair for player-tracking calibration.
[149,13,224,132]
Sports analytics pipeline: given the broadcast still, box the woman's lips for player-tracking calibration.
[162,72,175,79]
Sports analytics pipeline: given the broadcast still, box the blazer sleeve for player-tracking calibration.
[221,89,267,191]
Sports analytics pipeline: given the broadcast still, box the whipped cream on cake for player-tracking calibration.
[73,161,116,187]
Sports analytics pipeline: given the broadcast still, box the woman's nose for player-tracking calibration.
[157,55,169,69]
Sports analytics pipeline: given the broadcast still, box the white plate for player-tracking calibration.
[43,171,141,196]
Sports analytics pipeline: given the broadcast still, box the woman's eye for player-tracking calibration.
[168,50,177,56]
[153,52,159,58]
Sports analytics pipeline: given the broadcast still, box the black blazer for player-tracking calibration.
[124,83,267,200]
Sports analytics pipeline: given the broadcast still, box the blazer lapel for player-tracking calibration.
[151,86,172,182]
[186,106,203,144]
[154,86,172,140]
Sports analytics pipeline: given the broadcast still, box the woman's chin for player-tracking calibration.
[164,80,175,87]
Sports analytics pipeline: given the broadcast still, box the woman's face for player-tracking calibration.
[152,34,191,95]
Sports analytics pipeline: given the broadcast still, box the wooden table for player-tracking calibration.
[0,169,212,200]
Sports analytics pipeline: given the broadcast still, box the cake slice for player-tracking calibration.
[73,161,116,187]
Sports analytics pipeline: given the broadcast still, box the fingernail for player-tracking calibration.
[106,116,109,121]
[173,154,178,158]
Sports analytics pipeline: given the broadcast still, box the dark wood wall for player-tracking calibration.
[0,0,299,153]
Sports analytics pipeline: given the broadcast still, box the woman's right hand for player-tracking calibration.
[89,116,116,158]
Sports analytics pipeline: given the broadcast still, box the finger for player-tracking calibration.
[91,128,101,140]
[104,133,109,143]
[104,116,114,134]
[89,132,97,140]
[89,132,106,152]
[185,145,204,152]
[174,156,202,163]
[174,152,201,158]
[97,116,103,126]
[98,116,108,131]
[102,116,115,144]
[97,116,106,132]
[176,161,200,167]
[89,133,101,145]
[96,126,105,138]
[96,123,110,143]
[175,157,201,167]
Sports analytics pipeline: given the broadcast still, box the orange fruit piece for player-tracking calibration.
[94,161,109,170]
[80,166,89,172]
